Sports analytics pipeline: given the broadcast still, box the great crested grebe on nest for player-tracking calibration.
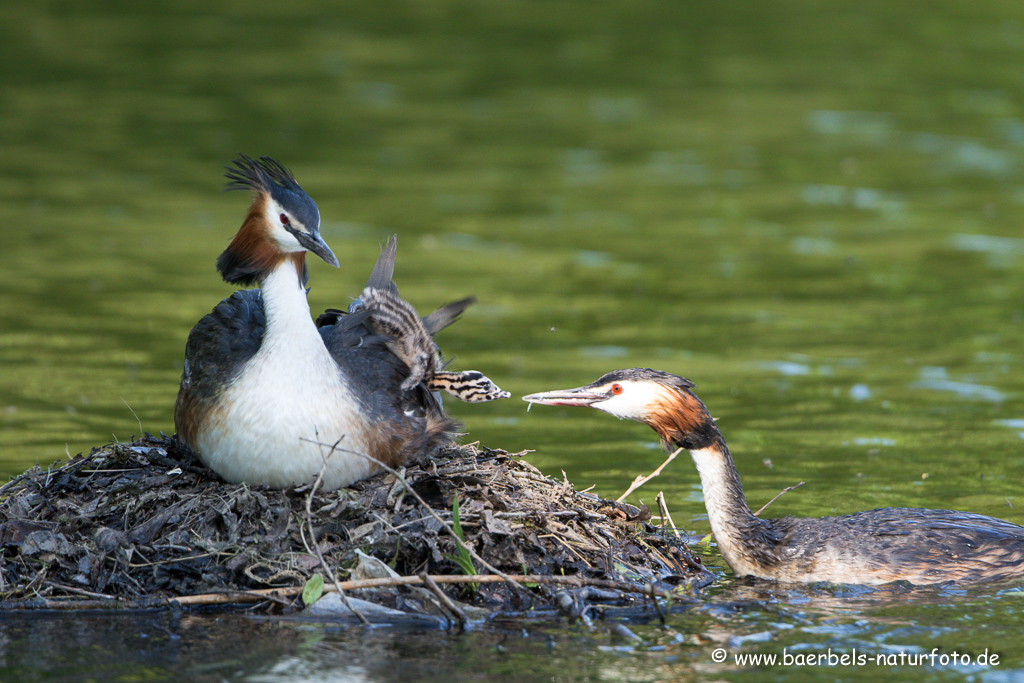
[175,156,507,491]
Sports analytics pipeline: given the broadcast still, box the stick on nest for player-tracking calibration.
[0,435,713,617]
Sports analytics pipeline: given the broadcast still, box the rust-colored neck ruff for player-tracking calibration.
[643,385,759,525]
[647,386,722,452]
[217,194,305,286]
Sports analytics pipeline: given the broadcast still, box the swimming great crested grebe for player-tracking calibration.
[524,368,1024,585]
[175,156,507,490]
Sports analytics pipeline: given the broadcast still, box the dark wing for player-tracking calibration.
[850,508,1024,582]
[175,289,265,447]
[364,235,399,294]
[342,236,400,316]
[322,296,477,337]
[851,507,1024,543]
[422,297,476,335]
[318,310,449,424]
[179,289,265,396]
[317,309,380,354]
[315,308,346,328]
[773,507,1024,549]
[320,235,472,337]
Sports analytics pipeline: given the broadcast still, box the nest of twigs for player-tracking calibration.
[0,435,713,623]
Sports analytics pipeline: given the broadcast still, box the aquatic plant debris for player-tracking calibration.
[0,435,712,621]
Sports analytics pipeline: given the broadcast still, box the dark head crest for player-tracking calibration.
[224,155,303,196]
[591,368,696,394]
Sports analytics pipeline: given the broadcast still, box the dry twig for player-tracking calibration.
[301,437,529,597]
[654,492,679,537]
[752,481,805,517]
[0,572,692,612]
[301,436,370,626]
[419,571,467,628]
[616,447,683,502]
[172,573,682,607]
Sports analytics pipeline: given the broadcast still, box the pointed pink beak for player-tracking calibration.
[522,386,607,408]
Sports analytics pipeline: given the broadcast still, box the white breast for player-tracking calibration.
[196,265,376,490]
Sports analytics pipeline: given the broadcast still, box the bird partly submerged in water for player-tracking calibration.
[524,368,1024,585]
[175,156,508,491]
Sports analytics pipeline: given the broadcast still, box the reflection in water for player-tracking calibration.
[1,582,1022,682]
[0,614,305,681]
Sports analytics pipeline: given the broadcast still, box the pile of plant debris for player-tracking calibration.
[0,435,713,623]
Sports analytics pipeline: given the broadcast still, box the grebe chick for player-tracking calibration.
[524,368,1024,585]
[317,236,510,404]
[175,158,461,491]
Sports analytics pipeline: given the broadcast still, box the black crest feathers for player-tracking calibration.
[224,155,302,195]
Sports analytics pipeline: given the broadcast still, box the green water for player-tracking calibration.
[3,1,1024,680]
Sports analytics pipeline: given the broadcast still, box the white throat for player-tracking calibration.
[260,260,315,339]
[690,446,741,535]
[687,445,764,577]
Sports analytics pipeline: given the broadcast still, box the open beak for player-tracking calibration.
[299,231,340,268]
[522,386,607,408]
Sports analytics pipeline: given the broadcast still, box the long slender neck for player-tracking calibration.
[258,255,316,340]
[687,435,758,533]
[685,434,777,577]
[646,388,770,573]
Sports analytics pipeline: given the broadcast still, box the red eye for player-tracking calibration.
[280,213,290,225]
[611,383,623,395]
